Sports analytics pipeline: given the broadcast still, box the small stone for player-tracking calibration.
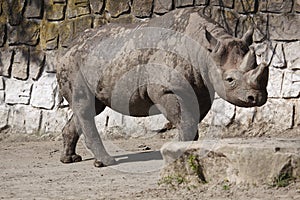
[90,0,104,14]
[271,43,286,69]
[0,91,5,103]
[46,4,66,21]
[235,107,255,127]
[260,0,293,13]
[235,0,256,13]
[66,0,91,19]
[29,50,46,80]
[194,0,208,5]
[44,51,58,73]
[5,78,33,105]
[31,73,57,110]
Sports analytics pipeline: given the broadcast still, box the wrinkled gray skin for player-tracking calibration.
[57,8,268,167]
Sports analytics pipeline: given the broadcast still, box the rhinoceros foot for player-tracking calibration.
[60,154,82,163]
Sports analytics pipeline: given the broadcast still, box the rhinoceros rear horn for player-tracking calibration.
[242,27,254,46]
[239,48,257,72]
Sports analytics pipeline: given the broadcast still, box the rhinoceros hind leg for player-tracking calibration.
[60,116,83,163]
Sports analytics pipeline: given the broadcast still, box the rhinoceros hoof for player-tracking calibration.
[94,157,116,168]
[60,154,82,163]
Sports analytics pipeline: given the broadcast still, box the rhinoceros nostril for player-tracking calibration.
[247,95,255,103]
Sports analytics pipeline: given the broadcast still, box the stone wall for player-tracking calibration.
[0,0,299,137]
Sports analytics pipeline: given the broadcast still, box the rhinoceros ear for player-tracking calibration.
[205,29,218,52]
[242,27,254,46]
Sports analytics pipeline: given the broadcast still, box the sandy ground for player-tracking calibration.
[1,133,300,200]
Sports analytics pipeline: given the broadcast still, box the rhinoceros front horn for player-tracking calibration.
[239,48,257,72]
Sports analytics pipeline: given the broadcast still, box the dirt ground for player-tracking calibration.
[1,130,300,200]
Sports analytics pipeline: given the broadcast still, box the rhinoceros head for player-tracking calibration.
[205,28,268,107]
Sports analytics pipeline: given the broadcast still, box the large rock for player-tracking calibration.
[0,105,9,130]
[31,73,57,110]
[5,79,33,105]
[161,139,300,185]
[9,105,42,134]
[254,99,294,130]
[267,67,284,98]
[40,108,69,134]
[282,70,300,98]
[209,99,235,127]
[284,41,300,70]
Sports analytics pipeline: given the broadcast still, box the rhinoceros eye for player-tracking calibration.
[226,77,234,83]
[225,77,236,88]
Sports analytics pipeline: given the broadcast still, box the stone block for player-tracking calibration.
[11,48,29,80]
[209,99,235,127]
[0,76,3,90]
[295,100,300,126]
[271,43,286,69]
[7,0,26,26]
[267,67,284,98]
[254,99,294,130]
[0,90,4,103]
[236,14,268,42]
[0,49,13,77]
[174,0,193,8]
[41,21,59,50]
[24,0,43,18]
[7,20,40,46]
[29,50,45,80]
[269,14,300,41]
[161,139,300,185]
[31,73,57,110]
[5,78,33,105]
[59,21,74,47]
[74,15,93,34]
[105,0,130,17]
[46,3,66,21]
[153,0,173,14]
[210,6,238,35]
[40,108,68,134]
[90,0,104,14]
[254,42,274,65]
[282,71,300,98]
[66,0,91,18]
[235,0,256,13]
[284,41,300,70]
[10,105,42,134]
[295,0,300,12]
[132,0,153,17]
[210,0,234,8]
[0,105,10,130]
[0,24,6,47]
[260,0,293,13]
[194,0,208,5]
[235,107,255,127]
[44,50,58,73]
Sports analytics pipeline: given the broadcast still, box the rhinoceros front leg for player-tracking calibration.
[60,116,82,163]
[148,88,199,141]
[72,73,116,167]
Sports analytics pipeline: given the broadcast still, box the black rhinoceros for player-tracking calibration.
[57,8,268,167]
